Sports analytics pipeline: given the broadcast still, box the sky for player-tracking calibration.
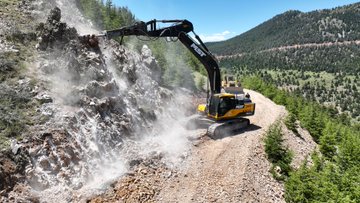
[113,0,359,42]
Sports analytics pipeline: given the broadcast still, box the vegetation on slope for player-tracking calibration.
[0,1,42,149]
[229,66,359,121]
[0,53,34,148]
[76,0,135,30]
[243,76,360,202]
[220,44,360,74]
[215,2,360,120]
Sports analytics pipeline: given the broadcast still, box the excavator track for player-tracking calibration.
[185,115,251,139]
[207,118,250,139]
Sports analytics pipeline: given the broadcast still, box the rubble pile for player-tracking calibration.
[90,157,174,203]
[27,5,167,189]
[0,150,29,197]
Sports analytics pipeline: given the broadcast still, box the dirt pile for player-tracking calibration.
[90,155,175,203]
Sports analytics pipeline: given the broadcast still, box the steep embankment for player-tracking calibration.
[90,90,318,202]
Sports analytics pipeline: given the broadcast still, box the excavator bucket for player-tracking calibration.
[79,34,100,49]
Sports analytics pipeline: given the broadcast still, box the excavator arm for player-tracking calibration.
[99,19,221,94]
[90,19,256,139]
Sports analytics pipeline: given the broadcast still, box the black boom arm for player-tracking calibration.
[102,19,221,94]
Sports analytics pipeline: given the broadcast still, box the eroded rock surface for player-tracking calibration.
[1,5,193,202]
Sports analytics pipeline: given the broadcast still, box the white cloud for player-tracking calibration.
[199,30,234,42]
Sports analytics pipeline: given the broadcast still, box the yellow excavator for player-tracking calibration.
[87,19,255,138]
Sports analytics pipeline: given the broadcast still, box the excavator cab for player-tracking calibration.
[201,94,255,120]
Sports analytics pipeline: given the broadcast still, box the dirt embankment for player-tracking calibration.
[91,90,317,202]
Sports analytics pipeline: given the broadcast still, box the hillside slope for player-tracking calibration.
[207,2,360,55]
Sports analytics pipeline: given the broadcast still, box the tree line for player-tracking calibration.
[219,43,360,74]
[76,0,136,30]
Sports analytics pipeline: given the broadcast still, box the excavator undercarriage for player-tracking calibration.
[186,114,250,139]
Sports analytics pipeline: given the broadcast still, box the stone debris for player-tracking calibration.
[89,158,175,203]
[35,93,53,104]
[0,149,29,198]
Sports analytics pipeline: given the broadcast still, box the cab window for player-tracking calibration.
[218,97,236,116]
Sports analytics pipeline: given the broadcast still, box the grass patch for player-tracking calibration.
[0,50,39,150]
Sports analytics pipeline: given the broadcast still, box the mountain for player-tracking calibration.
[206,3,360,120]
[207,2,360,55]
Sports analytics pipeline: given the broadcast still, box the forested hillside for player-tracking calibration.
[207,3,360,54]
[211,2,360,121]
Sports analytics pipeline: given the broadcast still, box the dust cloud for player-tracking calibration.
[29,0,197,201]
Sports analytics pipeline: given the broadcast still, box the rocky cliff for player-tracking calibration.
[1,2,193,202]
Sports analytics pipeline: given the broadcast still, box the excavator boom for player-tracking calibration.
[90,19,255,139]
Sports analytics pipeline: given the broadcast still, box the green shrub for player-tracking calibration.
[285,112,299,136]
[264,122,293,180]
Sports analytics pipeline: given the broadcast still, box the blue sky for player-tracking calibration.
[113,0,359,42]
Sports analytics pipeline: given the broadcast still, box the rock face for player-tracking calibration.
[27,5,165,191]
[0,150,29,195]
[0,0,198,200]
[36,7,78,50]
[0,3,197,202]
[1,5,192,202]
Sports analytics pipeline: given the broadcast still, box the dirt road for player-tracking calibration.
[156,90,287,202]
[216,40,360,60]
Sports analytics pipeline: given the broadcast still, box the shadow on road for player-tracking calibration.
[211,124,262,140]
